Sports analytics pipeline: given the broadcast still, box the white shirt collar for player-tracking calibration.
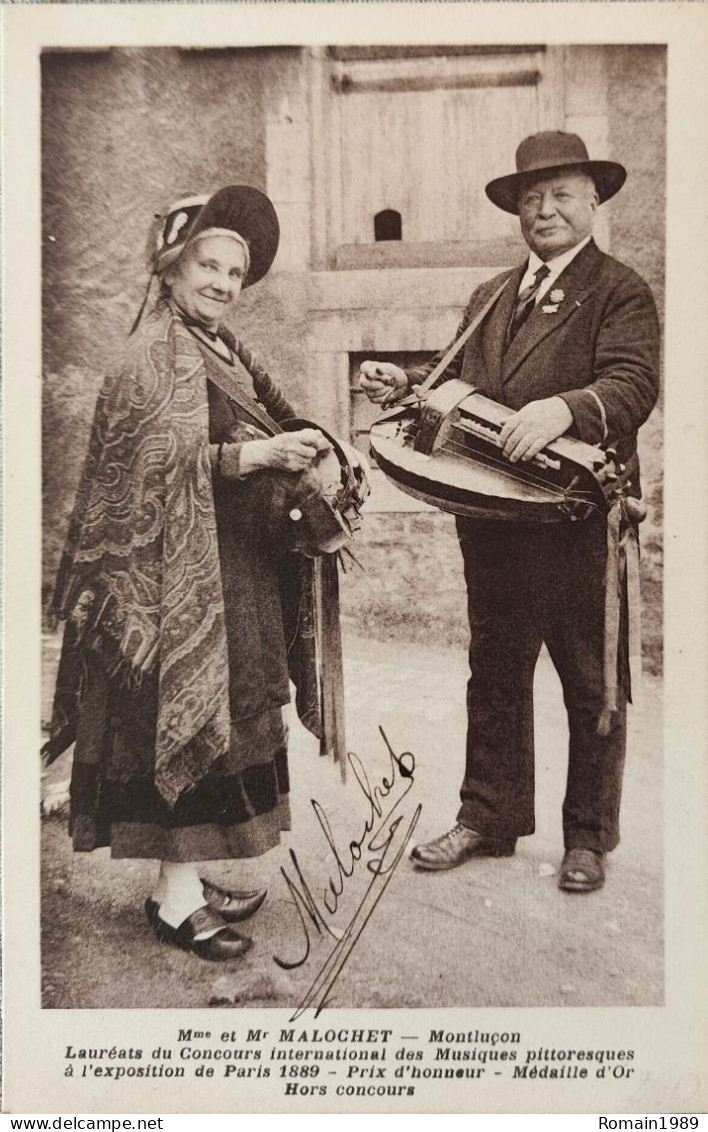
[520,235,593,300]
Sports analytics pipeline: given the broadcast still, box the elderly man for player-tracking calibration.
[360,132,660,892]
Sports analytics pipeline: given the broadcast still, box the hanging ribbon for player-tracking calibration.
[623,521,642,701]
[129,272,156,336]
[598,497,643,736]
[314,555,348,782]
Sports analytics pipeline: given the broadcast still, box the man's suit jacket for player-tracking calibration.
[408,239,660,494]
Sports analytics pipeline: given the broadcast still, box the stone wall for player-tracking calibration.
[41,45,309,601]
[41,46,301,370]
[607,45,666,314]
[42,44,665,670]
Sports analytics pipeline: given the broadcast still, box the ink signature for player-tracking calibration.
[273,727,421,1020]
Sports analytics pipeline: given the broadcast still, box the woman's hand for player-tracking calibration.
[239,429,332,475]
[359,361,408,405]
[335,438,372,497]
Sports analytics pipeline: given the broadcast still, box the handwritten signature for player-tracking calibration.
[273,727,421,1020]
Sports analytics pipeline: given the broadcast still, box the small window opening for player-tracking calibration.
[374,209,402,242]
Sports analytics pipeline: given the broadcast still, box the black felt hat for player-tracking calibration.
[153,185,280,286]
[485,131,627,215]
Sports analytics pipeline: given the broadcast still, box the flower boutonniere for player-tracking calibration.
[541,288,566,315]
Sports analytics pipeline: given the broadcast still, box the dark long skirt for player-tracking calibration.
[69,654,291,861]
[69,440,295,862]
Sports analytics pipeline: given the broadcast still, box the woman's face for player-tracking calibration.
[165,235,247,331]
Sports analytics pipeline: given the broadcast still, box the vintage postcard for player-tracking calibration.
[2,1,707,1116]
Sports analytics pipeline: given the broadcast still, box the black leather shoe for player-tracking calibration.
[410,823,516,871]
[200,878,267,923]
[558,848,606,892]
[145,898,161,929]
[147,902,253,960]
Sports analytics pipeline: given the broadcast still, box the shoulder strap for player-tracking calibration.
[416,277,510,396]
[190,331,283,436]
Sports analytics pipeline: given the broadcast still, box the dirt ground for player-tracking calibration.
[41,631,663,1012]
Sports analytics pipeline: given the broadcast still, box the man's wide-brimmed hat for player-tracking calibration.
[485,131,627,215]
[152,185,280,286]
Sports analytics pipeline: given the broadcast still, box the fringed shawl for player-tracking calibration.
[46,302,294,806]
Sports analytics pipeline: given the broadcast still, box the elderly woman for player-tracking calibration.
[44,186,358,960]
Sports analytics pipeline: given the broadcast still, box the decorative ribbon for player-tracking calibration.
[598,498,643,736]
[314,555,348,782]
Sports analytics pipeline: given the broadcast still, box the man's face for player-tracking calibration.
[518,170,598,261]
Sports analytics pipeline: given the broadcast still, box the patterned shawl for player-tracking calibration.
[49,302,238,806]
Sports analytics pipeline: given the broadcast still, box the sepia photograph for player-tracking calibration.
[2,1,707,1117]
[38,35,665,1012]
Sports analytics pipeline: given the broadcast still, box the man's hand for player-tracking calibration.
[359,361,408,405]
[498,396,573,463]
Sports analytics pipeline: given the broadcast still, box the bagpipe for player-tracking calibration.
[367,281,646,734]
[194,331,370,559]
[267,418,370,559]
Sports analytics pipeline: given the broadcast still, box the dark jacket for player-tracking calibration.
[407,239,660,494]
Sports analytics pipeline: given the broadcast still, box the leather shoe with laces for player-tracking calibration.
[410,823,516,871]
[558,848,605,892]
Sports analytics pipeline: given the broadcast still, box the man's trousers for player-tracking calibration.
[456,513,628,853]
